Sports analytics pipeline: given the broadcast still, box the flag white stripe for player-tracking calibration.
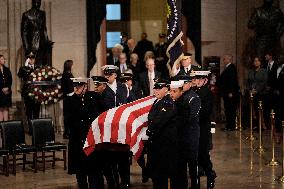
[117,97,156,143]
[103,108,117,142]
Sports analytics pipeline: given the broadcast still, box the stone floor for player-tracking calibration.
[1,124,284,189]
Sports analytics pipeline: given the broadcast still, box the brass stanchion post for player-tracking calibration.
[258,101,265,153]
[277,121,284,182]
[268,109,279,166]
[239,94,242,131]
[246,92,256,141]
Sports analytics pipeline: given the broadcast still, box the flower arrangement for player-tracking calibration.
[27,66,63,104]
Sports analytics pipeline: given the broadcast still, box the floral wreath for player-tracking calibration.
[27,66,63,104]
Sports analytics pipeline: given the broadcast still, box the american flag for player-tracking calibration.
[166,0,184,76]
[83,96,156,159]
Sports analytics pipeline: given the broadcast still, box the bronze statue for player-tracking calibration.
[248,0,284,60]
[21,0,53,66]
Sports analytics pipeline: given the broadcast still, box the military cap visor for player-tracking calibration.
[181,52,192,60]
[91,76,108,85]
[153,79,170,89]
[71,77,89,86]
[102,65,119,75]
[192,70,211,78]
[26,52,36,58]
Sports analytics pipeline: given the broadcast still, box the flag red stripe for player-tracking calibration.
[130,122,148,148]
[125,105,152,145]
[98,111,107,142]
[85,128,95,156]
[111,96,154,143]
[134,139,145,160]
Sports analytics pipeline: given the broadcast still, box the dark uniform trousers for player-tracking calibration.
[101,83,130,188]
[171,89,201,189]
[196,85,216,183]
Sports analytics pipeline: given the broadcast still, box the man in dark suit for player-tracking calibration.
[175,53,201,77]
[264,52,278,128]
[17,52,41,122]
[216,54,240,131]
[272,55,284,135]
[154,33,169,79]
[106,44,124,66]
[136,33,154,61]
[139,58,161,97]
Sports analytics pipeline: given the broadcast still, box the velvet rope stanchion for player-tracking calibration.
[277,121,284,182]
[268,109,279,166]
[257,101,265,154]
[247,92,256,141]
[239,94,242,131]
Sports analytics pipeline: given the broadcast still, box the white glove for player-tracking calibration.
[24,58,30,67]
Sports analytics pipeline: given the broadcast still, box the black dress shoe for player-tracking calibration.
[207,171,217,189]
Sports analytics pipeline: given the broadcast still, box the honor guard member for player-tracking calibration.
[171,74,201,189]
[146,79,178,189]
[84,76,109,117]
[102,65,130,189]
[17,52,41,125]
[65,77,104,189]
[120,73,143,102]
[103,65,128,109]
[194,71,217,189]
[174,53,201,77]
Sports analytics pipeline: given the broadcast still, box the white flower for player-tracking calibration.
[51,92,55,95]
[34,88,38,92]
[38,73,42,76]
[33,78,36,81]
[41,101,45,105]
[45,101,48,105]
[43,92,46,96]
[54,99,58,103]
[55,89,59,93]
[47,92,50,95]
[52,78,56,81]
[48,71,52,75]
[49,97,52,100]
[58,86,61,89]
[35,96,38,99]
[28,93,32,96]
[38,77,42,81]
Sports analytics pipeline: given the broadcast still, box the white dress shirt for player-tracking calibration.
[107,79,117,93]
[277,64,284,78]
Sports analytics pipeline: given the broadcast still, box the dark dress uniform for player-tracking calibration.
[146,94,178,189]
[101,80,130,189]
[176,64,200,77]
[195,84,217,189]
[0,65,12,108]
[172,88,201,189]
[18,65,41,121]
[65,92,104,189]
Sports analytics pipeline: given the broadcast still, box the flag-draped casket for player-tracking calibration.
[83,96,155,159]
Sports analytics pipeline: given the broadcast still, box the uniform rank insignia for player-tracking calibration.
[161,108,167,112]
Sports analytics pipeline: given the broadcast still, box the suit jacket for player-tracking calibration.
[217,63,239,97]
[106,54,119,66]
[266,61,278,90]
[138,70,161,97]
